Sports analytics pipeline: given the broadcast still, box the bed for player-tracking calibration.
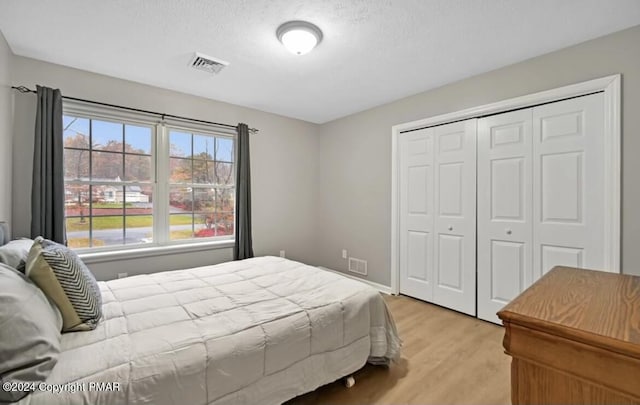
[14,255,400,405]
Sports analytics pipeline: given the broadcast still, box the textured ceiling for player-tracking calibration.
[0,0,639,123]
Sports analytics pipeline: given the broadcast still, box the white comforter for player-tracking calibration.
[20,256,400,405]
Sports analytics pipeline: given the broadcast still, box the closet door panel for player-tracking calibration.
[478,109,533,324]
[438,163,463,216]
[532,93,605,279]
[399,128,435,301]
[540,152,582,222]
[491,157,525,221]
[433,119,477,315]
[438,234,463,290]
[490,240,525,303]
[407,231,431,281]
[541,245,583,272]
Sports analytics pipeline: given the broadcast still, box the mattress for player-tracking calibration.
[18,256,400,405]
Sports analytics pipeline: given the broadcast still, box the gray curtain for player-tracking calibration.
[234,123,253,260]
[31,85,66,244]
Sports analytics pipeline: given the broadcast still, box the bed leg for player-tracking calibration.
[344,375,356,388]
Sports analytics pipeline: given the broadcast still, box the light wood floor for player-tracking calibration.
[287,294,511,404]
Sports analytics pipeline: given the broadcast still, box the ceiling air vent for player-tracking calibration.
[189,52,229,74]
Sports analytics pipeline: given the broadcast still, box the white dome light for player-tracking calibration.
[276,21,323,55]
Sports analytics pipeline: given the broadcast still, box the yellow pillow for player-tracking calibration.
[25,237,102,332]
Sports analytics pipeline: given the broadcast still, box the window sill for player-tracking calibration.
[78,240,234,264]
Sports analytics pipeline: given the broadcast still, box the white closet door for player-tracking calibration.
[532,93,605,279]
[477,109,533,323]
[399,120,477,313]
[433,120,477,315]
[399,128,435,302]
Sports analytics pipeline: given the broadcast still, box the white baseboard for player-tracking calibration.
[318,266,393,295]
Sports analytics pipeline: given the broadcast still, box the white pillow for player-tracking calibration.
[0,239,34,271]
[0,263,62,402]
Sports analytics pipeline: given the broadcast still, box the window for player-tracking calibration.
[168,129,235,241]
[63,105,235,251]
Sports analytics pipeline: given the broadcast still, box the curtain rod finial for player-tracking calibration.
[12,85,34,93]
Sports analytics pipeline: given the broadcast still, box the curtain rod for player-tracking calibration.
[11,85,259,134]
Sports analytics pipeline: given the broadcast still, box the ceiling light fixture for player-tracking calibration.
[276,20,323,55]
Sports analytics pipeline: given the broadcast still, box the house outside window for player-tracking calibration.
[62,102,235,251]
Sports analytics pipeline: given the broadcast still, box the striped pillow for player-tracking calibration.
[25,237,102,332]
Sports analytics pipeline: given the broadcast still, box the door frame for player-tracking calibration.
[390,74,621,295]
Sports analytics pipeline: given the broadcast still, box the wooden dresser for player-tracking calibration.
[498,266,640,404]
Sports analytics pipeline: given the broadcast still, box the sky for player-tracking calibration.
[169,130,233,161]
[63,115,234,161]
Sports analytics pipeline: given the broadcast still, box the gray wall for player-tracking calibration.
[7,25,640,283]
[11,56,320,280]
[0,31,12,234]
[317,24,640,284]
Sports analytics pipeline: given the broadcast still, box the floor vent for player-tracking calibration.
[189,52,229,74]
[348,257,367,276]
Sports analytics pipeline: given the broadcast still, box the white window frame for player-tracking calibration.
[63,101,236,262]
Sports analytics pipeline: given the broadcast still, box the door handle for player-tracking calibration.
[448,225,453,231]
[506,229,512,235]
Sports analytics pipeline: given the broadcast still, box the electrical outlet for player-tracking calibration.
[279,250,285,258]
[117,272,128,279]
[342,249,348,259]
